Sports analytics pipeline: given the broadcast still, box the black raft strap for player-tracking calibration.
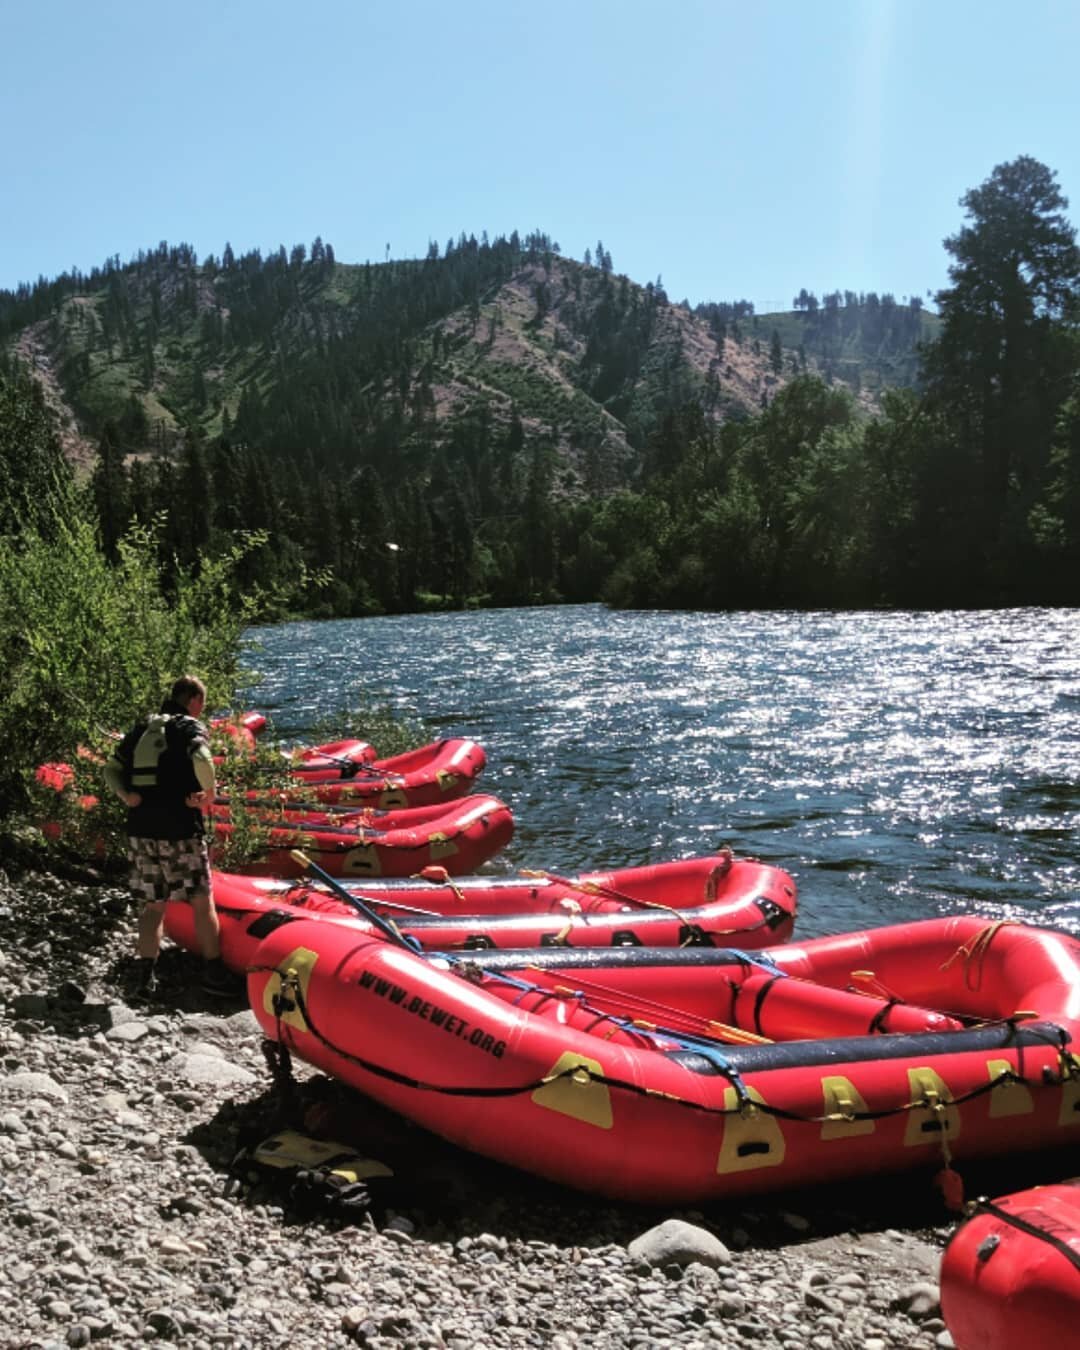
[868,998,902,1034]
[963,1196,1080,1276]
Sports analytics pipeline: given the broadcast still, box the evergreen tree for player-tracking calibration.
[90,420,130,559]
[1030,382,1080,600]
[769,329,783,375]
[522,442,557,598]
[922,156,1080,597]
[173,428,212,569]
[0,371,73,539]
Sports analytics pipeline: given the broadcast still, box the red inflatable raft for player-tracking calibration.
[210,711,268,755]
[164,853,797,959]
[275,737,487,808]
[209,793,514,879]
[210,717,485,808]
[240,914,1080,1204]
[940,1180,1080,1350]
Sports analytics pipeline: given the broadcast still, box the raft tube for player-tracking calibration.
[164,853,797,960]
[274,737,487,808]
[940,1180,1080,1350]
[287,738,375,776]
[209,711,269,755]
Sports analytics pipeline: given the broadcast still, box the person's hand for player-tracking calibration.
[123,791,142,808]
[186,789,213,810]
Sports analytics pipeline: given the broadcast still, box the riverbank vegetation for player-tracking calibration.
[0,464,272,856]
[0,382,438,866]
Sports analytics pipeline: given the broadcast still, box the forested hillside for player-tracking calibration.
[1,233,780,474]
[744,291,940,395]
[2,156,1079,612]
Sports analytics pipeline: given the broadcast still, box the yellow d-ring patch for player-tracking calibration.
[716,1086,786,1173]
[342,843,381,876]
[532,1052,612,1128]
[1059,1074,1080,1127]
[819,1075,874,1140]
[262,945,319,1033]
[427,831,459,861]
[986,1058,1034,1118]
[903,1068,960,1146]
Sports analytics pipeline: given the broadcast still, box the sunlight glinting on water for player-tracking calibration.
[244,605,1080,937]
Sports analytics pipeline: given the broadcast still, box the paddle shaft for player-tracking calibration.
[290,850,417,949]
[522,868,682,916]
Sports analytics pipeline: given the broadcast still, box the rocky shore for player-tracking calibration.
[0,867,1000,1350]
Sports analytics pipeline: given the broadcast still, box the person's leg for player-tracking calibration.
[128,838,164,995]
[182,837,220,959]
[136,900,166,959]
[172,838,241,995]
[190,890,220,960]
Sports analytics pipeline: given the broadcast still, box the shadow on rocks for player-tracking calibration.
[103,945,248,1015]
[0,865,130,989]
[180,1063,1080,1258]
[694,1142,1080,1254]
[182,1071,509,1232]
[6,979,114,1040]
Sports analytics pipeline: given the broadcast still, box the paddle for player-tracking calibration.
[287,749,369,769]
[524,965,773,1047]
[287,749,403,781]
[520,868,689,922]
[289,850,423,951]
[288,857,758,1060]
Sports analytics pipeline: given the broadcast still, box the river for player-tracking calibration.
[241,604,1080,938]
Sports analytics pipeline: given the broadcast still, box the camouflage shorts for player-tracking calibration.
[128,836,211,906]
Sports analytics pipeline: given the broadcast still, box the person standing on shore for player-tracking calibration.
[104,675,238,998]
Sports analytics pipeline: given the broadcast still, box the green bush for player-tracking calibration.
[0,514,277,858]
[0,497,431,871]
[205,720,305,871]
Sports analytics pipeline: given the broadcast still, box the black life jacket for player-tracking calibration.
[117,701,207,838]
[121,711,201,798]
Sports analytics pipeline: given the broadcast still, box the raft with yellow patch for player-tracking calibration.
[274,736,488,808]
[164,853,796,962]
[243,915,1080,1205]
[209,792,514,879]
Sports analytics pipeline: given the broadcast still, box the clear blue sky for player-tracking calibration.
[3,0,1079,310]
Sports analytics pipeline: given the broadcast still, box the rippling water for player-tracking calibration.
[241,605,1080,938]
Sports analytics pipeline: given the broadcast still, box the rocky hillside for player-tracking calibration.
[1,239,931,489]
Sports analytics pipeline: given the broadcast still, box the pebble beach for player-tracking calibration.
[0,866,1007,1350]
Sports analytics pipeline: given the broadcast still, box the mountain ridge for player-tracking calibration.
[1,239,936,489]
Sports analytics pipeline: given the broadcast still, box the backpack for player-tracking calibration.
[228,1128,395,1219]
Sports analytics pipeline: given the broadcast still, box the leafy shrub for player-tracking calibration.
[205,719,305,871]
[0,514,286,859]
